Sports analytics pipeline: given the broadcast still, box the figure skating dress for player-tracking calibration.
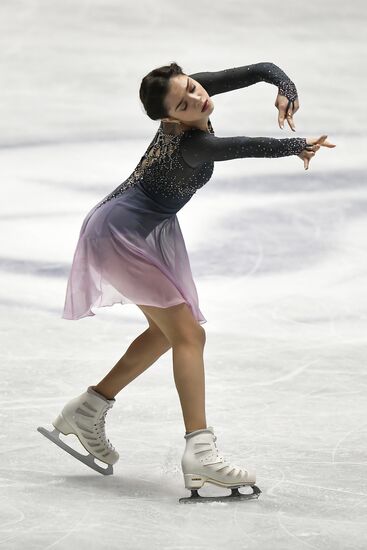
[62,62,308,324]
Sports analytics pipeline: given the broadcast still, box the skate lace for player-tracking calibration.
[94,406,115,451]
[197,435,245,477]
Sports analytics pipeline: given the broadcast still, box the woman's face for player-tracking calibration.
[163,74,214,127]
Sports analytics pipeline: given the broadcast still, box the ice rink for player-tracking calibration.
[1,0,366,548]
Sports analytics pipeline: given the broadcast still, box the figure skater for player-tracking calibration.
[38,61,336,502]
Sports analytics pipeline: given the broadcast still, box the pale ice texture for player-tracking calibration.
[1,0,367,549]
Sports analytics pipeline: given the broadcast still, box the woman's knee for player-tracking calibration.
[174,324,205,348]
[196,325,206,347]
[137,302,206,348]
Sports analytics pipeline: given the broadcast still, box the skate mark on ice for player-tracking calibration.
[245,358,320,388]
[241,233,264,278]
[41,500,94,550]
[331,422,367,464]
[253,459,367,466]
[241,383,326,419]
[266,469,286,497]
[277,510,320,550]
[278,479,367,498]
[0,503,25,532]
[233,506,259,548]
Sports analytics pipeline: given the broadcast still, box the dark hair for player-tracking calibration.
[139,62,185,121]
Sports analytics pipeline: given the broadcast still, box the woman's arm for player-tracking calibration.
[189,62,298,101]
[180,130,307,169]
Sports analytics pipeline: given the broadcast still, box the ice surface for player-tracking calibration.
[1,0,367,549]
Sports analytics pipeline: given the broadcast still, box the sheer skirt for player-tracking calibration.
[62,184,207,325]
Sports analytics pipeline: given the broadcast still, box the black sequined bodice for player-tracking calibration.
[94,62,309,214]
[94,119,215,214]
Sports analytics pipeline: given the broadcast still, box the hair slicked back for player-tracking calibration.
[139,62,185,121]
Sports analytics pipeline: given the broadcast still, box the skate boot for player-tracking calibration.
[179,426,261,503]
[37,386,119,475]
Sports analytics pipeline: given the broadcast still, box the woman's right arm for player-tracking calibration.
[180,130,308,169]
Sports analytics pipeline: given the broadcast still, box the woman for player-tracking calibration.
[40,62,335,496]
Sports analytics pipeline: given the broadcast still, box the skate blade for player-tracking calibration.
[179,484,261,504]
[37,426,113,476]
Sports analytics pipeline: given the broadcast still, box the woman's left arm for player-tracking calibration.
[189,62,299,131]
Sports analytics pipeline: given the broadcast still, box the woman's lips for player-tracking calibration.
[201,99,209,112]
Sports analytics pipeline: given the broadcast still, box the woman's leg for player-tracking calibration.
[94,314,171,400]
[135,302,207,434]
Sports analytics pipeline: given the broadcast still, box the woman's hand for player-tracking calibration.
[298,135,336,170]
[275,95,299,131]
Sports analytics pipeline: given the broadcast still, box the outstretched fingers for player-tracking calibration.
[277,97,299,131]
[285,100,296,132]
[308,135,337,148]
[278,100,294,131]
[303,150,315,170]
[302,135,336,170]
[320,137,336,148]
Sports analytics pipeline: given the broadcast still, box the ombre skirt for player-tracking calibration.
[62,184,207,324]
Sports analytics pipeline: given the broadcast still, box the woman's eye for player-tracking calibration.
[183,85,196,110]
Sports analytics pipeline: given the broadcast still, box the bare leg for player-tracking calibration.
[172,340,207,433]
[94,327,171,400]
[136,303,207,434]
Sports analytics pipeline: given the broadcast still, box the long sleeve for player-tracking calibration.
[180,131,307,169]
[189,62,298,101]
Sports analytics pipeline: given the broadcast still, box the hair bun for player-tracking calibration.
[139,62,184,121]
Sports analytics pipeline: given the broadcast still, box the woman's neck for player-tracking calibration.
[179,118,210,133]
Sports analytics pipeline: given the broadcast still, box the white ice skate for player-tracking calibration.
[37,386,119,475]
[179,426,261,503]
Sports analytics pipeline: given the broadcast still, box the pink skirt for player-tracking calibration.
[62,184,207,324]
